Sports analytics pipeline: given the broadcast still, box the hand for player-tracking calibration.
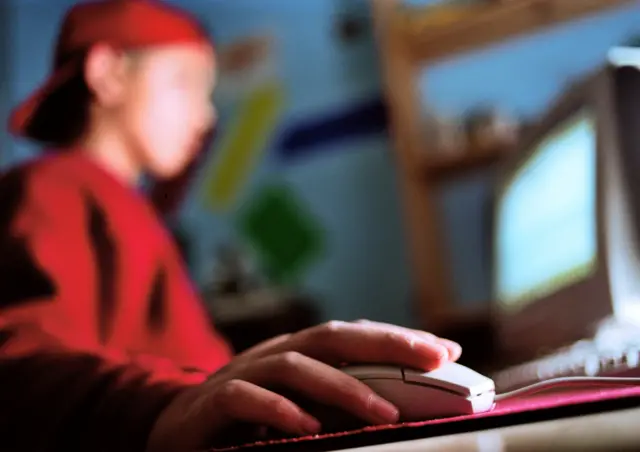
[146,320,462,452]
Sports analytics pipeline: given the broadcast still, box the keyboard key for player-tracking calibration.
[491,325,640,392]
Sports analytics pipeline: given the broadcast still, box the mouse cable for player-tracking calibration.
[494,376,640,402]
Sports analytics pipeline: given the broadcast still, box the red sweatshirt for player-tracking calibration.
[0,152,232,451]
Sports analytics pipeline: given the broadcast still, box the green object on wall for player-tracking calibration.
[237,182,325,284]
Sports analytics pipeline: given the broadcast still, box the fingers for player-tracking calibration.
[292,321,450,371]
[354,320,463,362]
[233,320,462,379]
[240,351,400,426]
[211,379,321,436]
[438,338,463,361]
[238,333,293,359]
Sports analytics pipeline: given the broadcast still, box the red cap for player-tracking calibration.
[9,0,211,138]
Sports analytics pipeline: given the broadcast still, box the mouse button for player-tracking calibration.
[403,363,495,397]
[469,391,496,415]
[365,380,478,421]
[341,365,403,381]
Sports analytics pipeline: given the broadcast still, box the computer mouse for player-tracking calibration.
[341,361,496,421]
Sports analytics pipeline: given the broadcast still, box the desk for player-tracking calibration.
[339,406,640,451]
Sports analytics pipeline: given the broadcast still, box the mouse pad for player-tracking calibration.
[202,386,640,451]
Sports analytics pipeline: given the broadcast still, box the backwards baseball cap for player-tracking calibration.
[9,0,211,139]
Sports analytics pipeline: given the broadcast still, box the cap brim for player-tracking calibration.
[8,61,81,139]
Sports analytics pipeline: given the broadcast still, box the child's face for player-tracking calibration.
[120,44,217,179]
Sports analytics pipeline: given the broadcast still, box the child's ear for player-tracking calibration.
[84,44,129,107]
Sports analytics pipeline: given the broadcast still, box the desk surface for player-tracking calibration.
[339,406,640,451]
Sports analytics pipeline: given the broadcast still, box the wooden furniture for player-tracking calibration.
[371,0,634,335]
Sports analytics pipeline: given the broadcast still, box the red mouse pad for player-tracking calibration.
[204,386,640,452]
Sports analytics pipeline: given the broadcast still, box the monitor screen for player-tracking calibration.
[495,108,598,313]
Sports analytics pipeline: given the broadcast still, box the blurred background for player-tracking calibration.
[3,0,640,384]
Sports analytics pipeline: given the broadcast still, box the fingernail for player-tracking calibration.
[436,344,449,360]
[416,341,449,360]
[300,415,321,435]
[370,396,399,424]
[450,344,462,360]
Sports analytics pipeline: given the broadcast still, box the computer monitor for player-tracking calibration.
[492,62,640,363]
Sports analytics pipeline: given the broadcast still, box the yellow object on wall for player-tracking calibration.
[203,81,285,212]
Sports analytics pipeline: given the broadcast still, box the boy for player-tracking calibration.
[0,1,462,451]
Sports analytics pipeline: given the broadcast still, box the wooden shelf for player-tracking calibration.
[372,0,631,334]
[422,143,512,181]
[397,0,635,64]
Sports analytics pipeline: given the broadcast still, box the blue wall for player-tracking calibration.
[177,0,413,326]
[2,0,640,327]
[0,0,12,167]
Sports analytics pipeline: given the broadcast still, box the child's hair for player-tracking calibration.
[24,66,92,148]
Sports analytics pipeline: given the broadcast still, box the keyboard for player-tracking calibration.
[492,319,640,393]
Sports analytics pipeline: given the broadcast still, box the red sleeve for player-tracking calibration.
[0,166,201,451]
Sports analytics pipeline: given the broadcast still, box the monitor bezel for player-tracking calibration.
[490,67,615,364]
